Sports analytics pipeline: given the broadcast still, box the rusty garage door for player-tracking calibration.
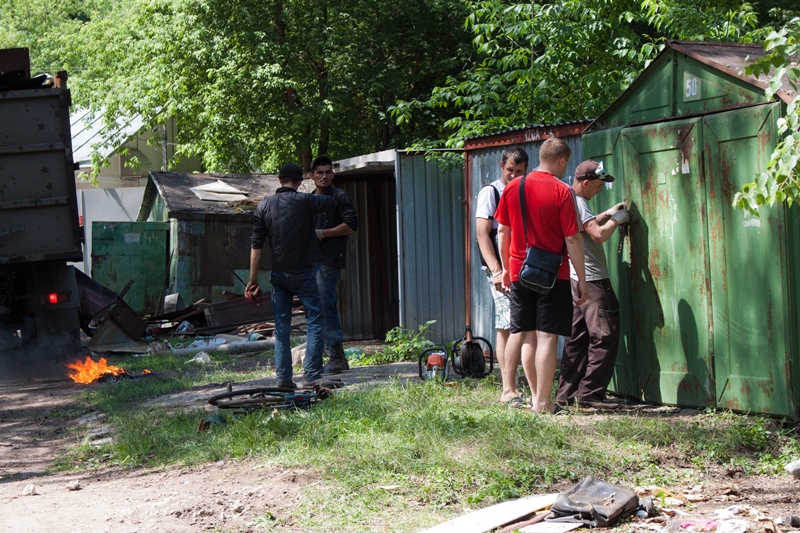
[621,118,715,408]
[703,102,792,416]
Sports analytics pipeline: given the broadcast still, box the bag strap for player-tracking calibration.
[519,176,531,247]
[518,175,566,253]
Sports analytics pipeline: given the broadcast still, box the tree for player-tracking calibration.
[734,17,800,215]
[391,0,765,148]
[0,0,116,75]
[67,0,473,173]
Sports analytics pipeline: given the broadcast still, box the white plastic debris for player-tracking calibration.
[291,342,307,366]
[22,484,37,496]
[175,320,194,333]
[715,506,745,520]
[187,337,225,349]
[717,519,750,533]
[185,352,212,364]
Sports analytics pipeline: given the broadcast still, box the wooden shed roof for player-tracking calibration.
[138,171,314,221]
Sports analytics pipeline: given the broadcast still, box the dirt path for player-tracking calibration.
[0,376,320,532]
[0,377,83,477]
[0,363,421,532]
[1,459,315,532]
[2,369,800,533]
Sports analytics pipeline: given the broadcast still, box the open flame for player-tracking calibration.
[66,356,150,384]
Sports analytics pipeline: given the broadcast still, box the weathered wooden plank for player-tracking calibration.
[419,493,557,533]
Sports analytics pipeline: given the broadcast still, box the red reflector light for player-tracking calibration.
[49,293,58,304]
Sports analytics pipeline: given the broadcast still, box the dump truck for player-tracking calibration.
[0,48,83,364]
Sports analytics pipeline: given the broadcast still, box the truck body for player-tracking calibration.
[0,48,83,363]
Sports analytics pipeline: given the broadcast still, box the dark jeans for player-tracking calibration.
[270,268,325,383]
[314,264,344,348]
[557,279,620,404]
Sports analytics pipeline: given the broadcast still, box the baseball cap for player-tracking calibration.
[575,160,615,182]
[278,163,304,180]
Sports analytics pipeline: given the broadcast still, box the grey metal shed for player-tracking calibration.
[332,149,465,343]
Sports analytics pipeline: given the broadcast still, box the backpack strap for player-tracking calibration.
[481,184,501,219]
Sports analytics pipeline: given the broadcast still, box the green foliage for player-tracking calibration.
[735,17,800,215]
[392,0,766,148]
[359,320,436,365]
[0,0,117,75]
[57,0,473,173]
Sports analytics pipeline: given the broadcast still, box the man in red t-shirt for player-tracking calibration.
[494,138,587,414]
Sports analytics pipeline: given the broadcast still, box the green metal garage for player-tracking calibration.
[582,40,798,417]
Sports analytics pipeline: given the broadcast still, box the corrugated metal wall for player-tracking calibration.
[336,176,399,341]
[467,136,584,342]
[398,152,465,343]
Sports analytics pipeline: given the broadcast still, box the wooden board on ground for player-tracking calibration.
[419,493,557,533]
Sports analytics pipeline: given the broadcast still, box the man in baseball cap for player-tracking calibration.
[575,159,615,182]
[556,159,629,410]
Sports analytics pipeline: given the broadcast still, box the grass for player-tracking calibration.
[53,351,800,532]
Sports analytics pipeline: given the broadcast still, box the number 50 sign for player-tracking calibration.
[683,72,701,101]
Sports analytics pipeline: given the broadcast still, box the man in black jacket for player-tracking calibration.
[311,155,359,374]
[247,163,336,388]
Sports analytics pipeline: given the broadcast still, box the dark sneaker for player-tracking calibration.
[276,381,298,390]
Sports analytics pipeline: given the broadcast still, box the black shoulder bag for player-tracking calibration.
[518,175,565,294]
[478,184,501,268]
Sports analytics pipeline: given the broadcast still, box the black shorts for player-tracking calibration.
[508,279,573,336]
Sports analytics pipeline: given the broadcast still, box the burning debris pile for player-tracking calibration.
[66,356,150,384]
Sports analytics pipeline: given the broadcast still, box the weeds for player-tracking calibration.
[356,320,436,365]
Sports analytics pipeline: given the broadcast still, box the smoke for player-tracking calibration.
[0,317,81,380]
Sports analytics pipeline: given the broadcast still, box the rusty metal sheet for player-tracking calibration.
[203,295,274,328]
[88,299,147,350]
[669,40,797,105]
[703,103,792,416]
[335,175,399,341]
[75,269,119,317]
[622,118,714,408]
[0,48,30,86]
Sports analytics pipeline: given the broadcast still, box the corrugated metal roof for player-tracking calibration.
[669,39,798,103]
[143,171,313,220]
[464,120,594,142]
[70,109,144,167]
[464,121,592,151]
